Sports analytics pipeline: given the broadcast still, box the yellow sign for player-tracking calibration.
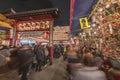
[79,17,89,29]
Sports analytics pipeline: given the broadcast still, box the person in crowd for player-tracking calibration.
[35,45,45,71]
[65,44,81,76]
[53,45,57,58]
[63,45,68,61]
[30,44,38,70]
[31,54,37,71]
[72,53,107,80]
[46,45,52,65]
[67,45,84,80]
[75,45,83,59]
[17,44,34,80]
[92,48,104,59]
[106,51,120,80]
[42,45,49,66]
[65,44,80,63]
[60,44,64,55]
[0,45,12,74]
[53,45,61,58]
[0,45,11,68]
[95,57,104,70]
[80,45,91,62]
[108,68,120,80]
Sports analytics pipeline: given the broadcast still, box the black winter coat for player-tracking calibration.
[18,49,34,64]
[35,46,45,61]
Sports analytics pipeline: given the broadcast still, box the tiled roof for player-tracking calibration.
[5,8,61,20]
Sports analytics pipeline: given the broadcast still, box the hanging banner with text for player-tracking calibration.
[17,31,49,42]
[53,26,69,41]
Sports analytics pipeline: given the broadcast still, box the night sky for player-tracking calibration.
[0,0,70,26]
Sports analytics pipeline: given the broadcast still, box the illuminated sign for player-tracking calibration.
[53,26,69,40]
[17,20,51,31]
[17,31,49,42]
[18,31,47,39]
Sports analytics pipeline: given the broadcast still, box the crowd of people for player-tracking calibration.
[0,44,65,80]
[17,44,54,80]
[64,44,120,80]
[0,43,120,80]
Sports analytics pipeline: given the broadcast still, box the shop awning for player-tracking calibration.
[0,26,10,31]
[0,21,13,29]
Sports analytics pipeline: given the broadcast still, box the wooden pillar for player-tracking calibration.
[12,22,17,47]
[49,20,54,65]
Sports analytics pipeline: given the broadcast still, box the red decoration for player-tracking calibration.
[17,20,51,31]
[50,46,53,58]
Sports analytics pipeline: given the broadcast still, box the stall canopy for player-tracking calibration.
[0,13,13,30]
[0,21,13,28]
[0,27,9,31]
[0,21,13,31]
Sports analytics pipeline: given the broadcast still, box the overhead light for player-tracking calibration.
[92,23,96,27]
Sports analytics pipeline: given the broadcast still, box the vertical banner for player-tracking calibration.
[70,0,98,32]
[70,0,75,28]
[79,17,89,29]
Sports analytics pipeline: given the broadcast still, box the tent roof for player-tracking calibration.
[0,21,13,29]
[0,26,10,31]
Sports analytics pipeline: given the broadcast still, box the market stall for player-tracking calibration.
[74,0,120,79]
[0,14,13,46]
[74,0,120,54]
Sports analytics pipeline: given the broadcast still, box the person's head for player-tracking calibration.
[95,57,103,68]
[83,53,96,67]
[81,45,86,53]
[43,45,47,48]
[22,44,31,49]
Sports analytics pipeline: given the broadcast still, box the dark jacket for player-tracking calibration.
[18,48,34,65]
[35,46,45,61]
